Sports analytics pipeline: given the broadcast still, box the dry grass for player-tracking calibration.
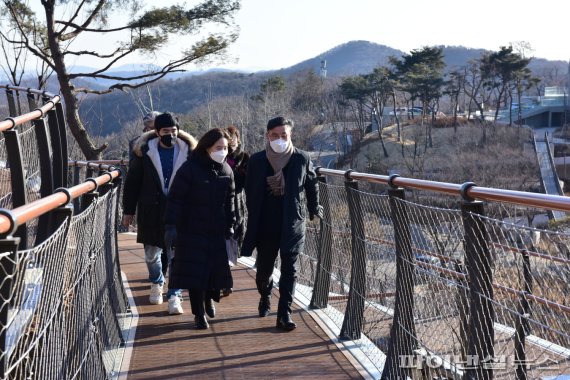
[344,120,540,193]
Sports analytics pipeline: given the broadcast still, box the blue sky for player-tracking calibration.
[65,0,570,71]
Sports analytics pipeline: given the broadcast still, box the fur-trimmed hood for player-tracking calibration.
[132,129,198,157]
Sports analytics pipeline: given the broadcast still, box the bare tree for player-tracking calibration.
[444,69,465,133]
[0,25,26,86]
[251,75,288,121]
[1,0,240,159]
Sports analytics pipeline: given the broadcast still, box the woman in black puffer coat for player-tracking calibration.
[164,128,235,329]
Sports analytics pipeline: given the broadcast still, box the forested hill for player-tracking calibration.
[79,71,265,136]
[78,40,568,136]
[281,40,405,77]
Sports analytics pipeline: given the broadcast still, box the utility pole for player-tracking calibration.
[319,59,328,164]
[319,59,327,123]
[566,60,569,124]
[320,59,327,82]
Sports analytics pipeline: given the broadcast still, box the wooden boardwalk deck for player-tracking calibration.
[118,233,363,379]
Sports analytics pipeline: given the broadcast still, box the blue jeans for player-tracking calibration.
[144,244,182,299]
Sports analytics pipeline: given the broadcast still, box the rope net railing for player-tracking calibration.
[479,214,570,379]
[0,85,66,251]
[397,200,467,378]
[0,85,130,380]
[317,183,353,330]
[0,177,130,379]
[293,169,570,380]
[0,142,10,209]
[18,124,42,248]
[350,188,397,369]
[2,216,70,379]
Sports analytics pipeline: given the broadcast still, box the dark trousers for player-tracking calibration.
[189,289,210,317]
[255,239,299,317]
[161,251,168,276]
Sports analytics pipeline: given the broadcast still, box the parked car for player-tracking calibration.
[388,107,408,116]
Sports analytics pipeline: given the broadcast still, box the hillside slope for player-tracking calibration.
[345,120,540,193]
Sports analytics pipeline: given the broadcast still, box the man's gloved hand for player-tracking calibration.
[309,205,324,221]
[225,227,234,240]
[164,224,177,248]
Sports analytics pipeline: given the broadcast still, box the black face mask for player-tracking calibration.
[160,134,176,147]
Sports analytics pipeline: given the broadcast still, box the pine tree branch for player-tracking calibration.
[57,0,88,37]
[57,0,107,41]
[64,46,123,58]
[58,20,134,40]
[68,48,137,78]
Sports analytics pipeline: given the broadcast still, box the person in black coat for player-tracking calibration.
[128,111,160,162]
[122,113,197,312]
[221,126,249,296]
[241,116,322,331]
[164,128,235,330]
[126,111,170,276]
[226,126,249,249]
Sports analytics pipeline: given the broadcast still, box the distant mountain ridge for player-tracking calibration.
[280,41,567,77]
[71,40,568,135]
[38,41,503,86]
[2,40,566,86]
[281,40,405,77]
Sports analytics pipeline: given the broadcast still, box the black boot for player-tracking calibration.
[258,295,271,317]
[276,314,297,331]
[205,298,216,318]
[195,315,209,329]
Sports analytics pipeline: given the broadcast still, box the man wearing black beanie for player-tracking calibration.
[122,112,198,315]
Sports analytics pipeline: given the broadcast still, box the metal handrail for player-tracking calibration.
[0,84,61,132]
[68,160,129,168]
[0,169,121,236]
[316,168,570,213]
[0,84,56,98]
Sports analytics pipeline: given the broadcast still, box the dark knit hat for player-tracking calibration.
[154,112,178,131]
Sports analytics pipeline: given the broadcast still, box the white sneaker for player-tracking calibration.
[149,283,163,305]
[168,295,184,315]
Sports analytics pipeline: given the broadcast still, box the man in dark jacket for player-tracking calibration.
[241,116,322,331]
[127,111,169,275]
[122,112,197,314]
[128,111,160,162]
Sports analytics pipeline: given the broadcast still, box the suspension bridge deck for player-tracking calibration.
[117,233,364,379]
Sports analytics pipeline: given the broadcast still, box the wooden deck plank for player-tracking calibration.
[118,233,363,379]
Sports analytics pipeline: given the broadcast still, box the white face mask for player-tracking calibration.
[209,150,227,163]
[270,138,289,153]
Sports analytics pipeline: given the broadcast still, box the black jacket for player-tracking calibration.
[227,148,249,247]
[122,130,197,248]
[164,153,235,291]
[241,148,319,256]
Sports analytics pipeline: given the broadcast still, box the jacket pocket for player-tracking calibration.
[140,204,160,226]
